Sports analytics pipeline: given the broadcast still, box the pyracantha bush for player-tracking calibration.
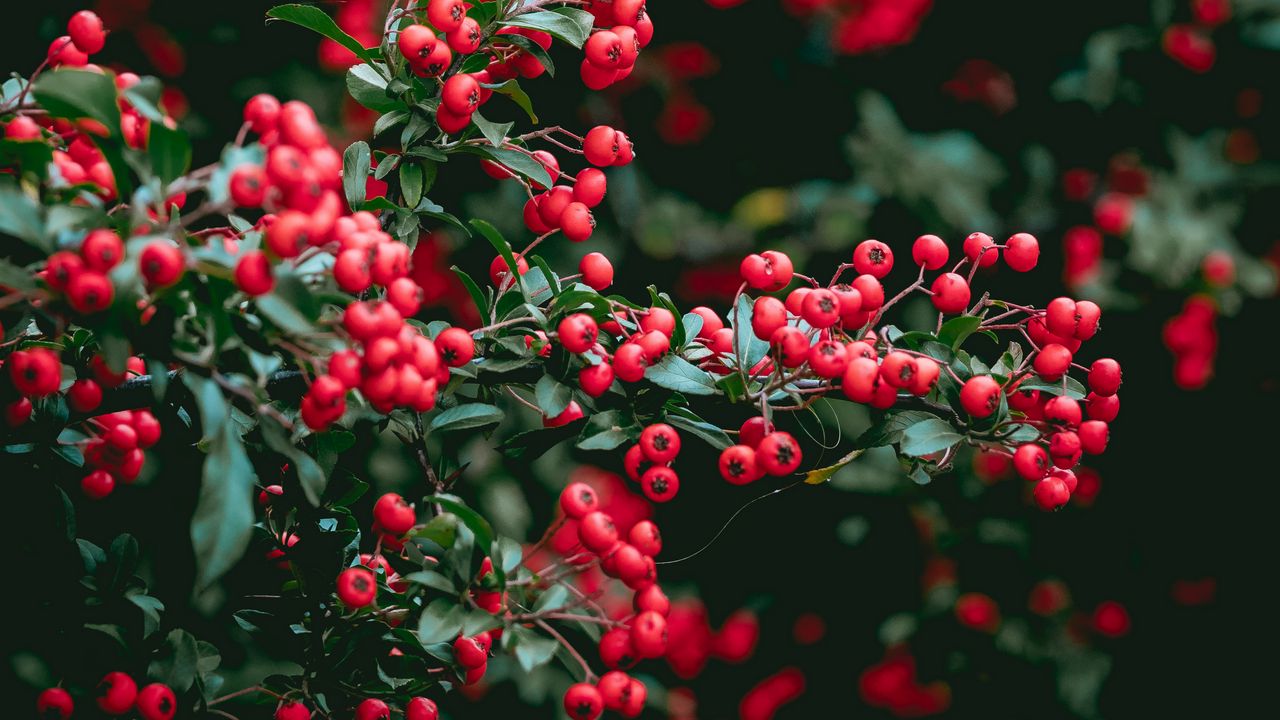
[2,2,1122,718]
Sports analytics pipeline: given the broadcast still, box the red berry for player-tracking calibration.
[599,627,638,669]
[66,271,114,313]
[275,702,310,720]
[585,29,624,68]
[453,635,488,668]
[639,423,681,463]
[955,592,1001,632]
[852,239,894,278]
[1033,476,1071,511]
[435,327,475,367]
[1093,600,1131,637]
[561,202,596,242]
[1086,392,1120,422]
[82,229,123,271]
[1045,297,1078,338]
[757,431,802,475]
[584,126,620,166]
[49,36,89,66]
[1004,232,1039,271]
[374,493,416,535]
[807,339,848,379]
[235,251,274,296]
[751,296,788,341]
[963,232,998,267]
[573,167,608,207]
[1079,420,1109,454]
[1043,396,1082,428]
[578,512,619,553]
[910,357,940,396]
[6,398,32,427]
[1049,431,1082,468]
[560,482,599,518]
[629,520,661,557]
[1074,300,1102,340]
[436,104,471,133]
[613,343,648,382]
[912,234,949,269]
[244,94,281,134]
[139,241,185,288]
[564,682,604,720]
[771,326,809,368]
[441,73,480,115]
[406,697,439,720]
[879,351,917,389]
[544,400,584,427]
[579,362,615,397]
[800,288,841,328]
[37,688,74,720]
[598,671,633,711]
[930,273,970,313]
[338,567,377,608]
[1013,443,1049,480]
[9,348,62,397]
[355,699,391,720]
[740,250,794,291]
[579,252,614,290]
[558,313,599,354]
[1088,358,1122,396]
[136,683,176,720]
[96,672,138,715]
[640,307,676,337]
[719,444,760,485]
[630,610,668,658]
[1034,344,1073,381]
[68,10,107,54]
[399,24,437,63]
[960,376,1001,417]
[634,584,669,615]
[640,465,679,503]
[428,0,466,32]
[851,274,884,310]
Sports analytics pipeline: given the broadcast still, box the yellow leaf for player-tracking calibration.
[804,448,865,485]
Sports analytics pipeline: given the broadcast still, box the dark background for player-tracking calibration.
[6,1,1279,717]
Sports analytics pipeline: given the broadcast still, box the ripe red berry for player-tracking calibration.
[9,348,62,397]
[807,339,848,379]
[441,73,480,115]
[955,592,1001,632]
[1088,358,1122,396]
[435,327,475,367]
[81,229,123,271]
[585,29,624,68]
[399,24,438,64]
[640,465,679,503]
[1034,344,1073,381]
[564,683,604,720]
[851,274,885,311]
[355,699,391,720]
[373,493,416,535]
[139,241,185,288]
[963,232,998,267]
[1009,444,1048,484]
[428,0,466,32]
[67,271,114,313]
[48,36,88,66]
[630,610,668,658]
[960,376,1001,417]
[5,398,32,427]
[853,239,894,278]
[739,417,772,448]
[751,296,788,341]
[719,444,760,485]
[930,273,970,313]
[634,584,669,615]
[613,343,648,382]
[406,697,439,720]
[558,313,599,354]
[453,634,488,668]
[879,351,918,389]
[573,167,608,207]
[579,362,615,397]
[37,688,74,720]
[560,481,599,518]
[1044,396,1082,428]
[639,423,681,463]
[623,443,653,482]
[234,251,274,296]
[584,126,620,166]
[136,683,176,720]
[1033,476,1071,511]
[578,252,614,290]
[757,431,802,475]
[1079,420,1110,454]
[910,357,940,396]
[740,250,794,291]
[338,567,377,608]
[800,288,841,328]
[68,10,107,54]
[544,400,584,427]
[1093,600,1131,637]
[912,234,949,269]
[1049,431,1082,468]
[598,671,633,711]
[1086,392,1120,422]
[770,326,809,368]
[629,520,661,557]
[1045,297,1078,338]
[1004,232,1040,271]
[96,672,138,715]
[599,627,637,669]
[1074,300,1102,340]
[275,701,310,720]
[561,202,596,242]
[578,511,619,553]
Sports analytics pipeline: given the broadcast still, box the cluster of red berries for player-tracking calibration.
[37,674,176,720]
[510,125,636,244]
[1162,295,1218,390]
[79,408,162,499]
[776,0,933,56]
[578,0,654,90]
[717,418,802,485]
[275,695,438,720]
[858,652,951,717]
[620,423,684,502]
[1163,0,1230,73]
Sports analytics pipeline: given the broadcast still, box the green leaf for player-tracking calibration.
[512,628,559,673]
[855,410,937,449]
[495,536,523,574]
[471,219,525,295]
[402,570,456,594]
[409,513,458,549]
[730,293,769,371]
[184,375,259,590]
[128,593,165,637]
[503,8,595,48]
[255,294,316,336]
[0,182,46,249]
[451,145,554,191]
[1016,376,1087,400]
[470,111,513,148]
[938,315,983,349]
[666,412,732,451]
[501,33,555,77]
[342,141,372,211]
[645,355,718,396]
[899,417,963,457]
[534,375,573,418]
[452,266,489,321]
[400,161,423,209]
[346,63,402,112]
[805,448,866,484]
[267,4,374,61]
[428,403,504,433]
[528,255,560,298]
[148,123,192,188]
[261,419,327,507]
[426,494,494,555]
[487,79,539,123]
[107,534,140,593]
[533,584,570,613]
[32,69,122,137]
[148,629,200,693]
[576,409,633,451]
[122,76,165,122]
[417,598,465,645]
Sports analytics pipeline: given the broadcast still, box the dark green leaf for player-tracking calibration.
[148,629,200,693]
[534,375,573,418]
[267,4,374,61]
[855,410,937,449]
[342,141,372,211]
[417,598,465,645]
[451,145,553,192]
[261,419,327,507]
[471,219,525,295]
[938,315,983,349]
[0,182,46,249]
[501,32,555,77]
[1016,375,1087,400]
[346,63,402,112]
[533,584,570,613]
[666,412,732,451]
[470,111,513,148]
[425,494,494,555]
[452,265,489,321]
[645,355,717,396]
[575,409,633,451]
[511,627,559,672]
[148,123,191,187]
[428,403,504,433]
[503,7,594,48]
[730,294,769,370]
[487,79,539,123]
[899,417,963,457]
[32,69,121,136]
[400,161,423,209]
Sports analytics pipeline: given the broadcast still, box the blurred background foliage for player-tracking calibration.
[6,0,1280,718]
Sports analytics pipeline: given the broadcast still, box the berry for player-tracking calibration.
[613,343,648,382]
[1043,396,1082,428]
[641,307,676,336]
[37,688,74,720]
[544,400,584,427]
[454,635,488,668]
[630,610,668,658]
[399,24,438,64]
[96,672,138,716]
[579,252,614,290]
[955,593,1001,632]
[407,697,439,720]
[910,357,940,396]
[960,376,1001,417]
[963,232,998,267]
[1074,300,1102,340]
[139,242,185,288]
[807,340,848,378]
[1034,344,1073,381]
[751,296,788,341]
[373,493,416,535]
[1049,431,1082,468]
[6,398,32,427]
[1004,232,1039,271]
[740,251,794,291]
[9,348,62,397]
[337,567,377,608]
[640,465,679,503]
[558,313,599,353]
[355,699,391,720]
[585,30,624,68]
[629,520,661,557]
[801,288,841,328]
[1079,420,1110,454]
[579,362,615,397]
[912,234,949,269]
[560,481,599,518]
[428,0,466,32]
[82,229,123,271]
[68,10,107,54]
[564,683,604,720]
[623,444,653,482]
[739,417,772,448]
[719,444,760,485]
[598,671,633,711]
[1086,392,1120,422]
[930,273,970,313]
[1045,297,1078,338]
[757,431,802,475]
[561,202,596,241]
[578,511,619,553]
[1013,444,1049,480]
[235,251,275,296]
[441,73,480,115]
[435,327,475,367]
[1089,358,1122,396]
[1093,601,1132,637]
[851,274,885,310]
[136,683,176,720]
[599,627,638,669]
[49,36,89,66]
[436,104,471,133]
[879,351,917,389]
[852,239,894,278]
[634,584,669,615]
[1033,476,1071,511]
[275,701,310,720]
[584,126,620,166]
[67,271,114,313]
[574,167,608,207]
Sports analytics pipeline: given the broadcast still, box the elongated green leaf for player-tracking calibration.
[417,598,466,645]
[452,265,489,320]
[645,355,718,396]
[501,32,555,77]
[260,419,327,507]
[805,448,866,485]
[503,7,594,48]
[855,410,937,449]
[471,111,513,148]
[148,629,200,693]
[471,219,525,295]
[267,4,373,61]
[32,69,121,136]
[399,161,423,209]
[428,403,504,433]
[534,375,573,418]
[512,627,559,672]
[346,62,402,112]
[148,123,191,187]
[426,494,494,555]
[666,412,732,451]
[451,145,553,191]
[0,181,46,249]
[342,141,371,211]
[938,315,983,349]
[1016,376,1088,400]
[576,409,633,451]
[487,79,539,123]
[899,417,963,457]
[730,293,769,370]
